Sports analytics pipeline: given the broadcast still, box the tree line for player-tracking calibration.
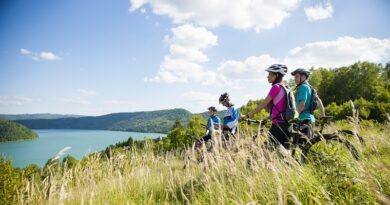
[309,61,389,122]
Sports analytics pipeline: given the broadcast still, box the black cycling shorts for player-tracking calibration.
[269,122,291,149]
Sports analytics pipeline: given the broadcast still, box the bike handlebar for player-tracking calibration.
[246,118,267,125]
[319,116,334,120]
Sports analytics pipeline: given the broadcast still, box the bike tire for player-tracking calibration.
[302,134,360,161]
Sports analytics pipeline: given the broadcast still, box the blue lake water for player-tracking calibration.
[0,129,165,168]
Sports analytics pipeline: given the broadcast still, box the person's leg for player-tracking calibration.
[278,122,292,149]
[300,123,314,139]
[269,124,281,149]
[202,134,212,142]
[270,123,291,150]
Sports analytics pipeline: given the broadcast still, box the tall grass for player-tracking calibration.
[11,121,390,204]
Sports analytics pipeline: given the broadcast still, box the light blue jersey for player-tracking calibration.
[223,106,240,134]
[207,116,221,132]
[295,81,315,123]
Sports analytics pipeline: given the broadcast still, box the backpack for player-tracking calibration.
[307,85,319,114]
[270,84,298,122]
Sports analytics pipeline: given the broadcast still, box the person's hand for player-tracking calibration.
[240,114,248,120]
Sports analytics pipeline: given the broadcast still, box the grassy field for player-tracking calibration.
[9,121,390,204]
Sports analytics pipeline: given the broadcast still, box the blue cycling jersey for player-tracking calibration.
[295,81,315,123]
[223,106,240,134]
[207,116,221,129]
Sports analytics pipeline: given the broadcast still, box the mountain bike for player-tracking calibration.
[247,117,360,163]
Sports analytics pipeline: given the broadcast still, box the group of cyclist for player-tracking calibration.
[200,64,325,150]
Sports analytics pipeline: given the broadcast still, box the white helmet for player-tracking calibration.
[266,64,288,76]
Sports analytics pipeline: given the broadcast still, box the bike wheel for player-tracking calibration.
[302,134,360,161]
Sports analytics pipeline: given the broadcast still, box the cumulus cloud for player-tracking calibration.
[304,1,334,21]
[284,37,390,68]
[77,89,97,97]
[20,48,61,61]
[215,37,390,82]
[103,100,137,106]
[147,36,390,89]
[216,55,279,81]
[39,52,61,60]
[144,24,217,83]
[20,48,31,55]
[130,0,300,32]
[0,96,33,106]
[63,98,90,105]
[182,91,220,108]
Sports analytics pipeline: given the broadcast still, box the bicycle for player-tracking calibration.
[246,117,360,164]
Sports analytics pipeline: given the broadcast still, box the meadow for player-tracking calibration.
[3,120,389,205]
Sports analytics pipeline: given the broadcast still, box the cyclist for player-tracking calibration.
[241,64,292,149]
[219,92,240,141]
[291,68,325,137]
[200,106,221,143]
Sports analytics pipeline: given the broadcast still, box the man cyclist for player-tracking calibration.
[200,106,221,143]
[291,68,325,137]
[219,93,240,141]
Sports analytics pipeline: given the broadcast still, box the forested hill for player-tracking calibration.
[15,109,192,134]
[0,114,84,120]
[0,119,38,142]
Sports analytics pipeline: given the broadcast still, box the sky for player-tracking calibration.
[0,0,389,115]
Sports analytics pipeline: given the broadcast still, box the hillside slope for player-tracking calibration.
[0,119,38,142]
[16,109,192,134]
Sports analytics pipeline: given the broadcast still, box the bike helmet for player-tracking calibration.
[219,92,229,103]
[291,68,311,77]
[208,106,217,112]
[265,64,288,76]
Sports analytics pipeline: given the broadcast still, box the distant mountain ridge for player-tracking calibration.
[0,113,84,120]
[14,109,193,134]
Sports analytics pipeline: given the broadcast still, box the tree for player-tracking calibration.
[0,156,21,205]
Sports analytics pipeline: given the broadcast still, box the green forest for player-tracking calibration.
[1,62,389,204]
[14,108,193,134]
[0,119,38,142]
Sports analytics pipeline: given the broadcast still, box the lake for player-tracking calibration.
[0,129,165,168]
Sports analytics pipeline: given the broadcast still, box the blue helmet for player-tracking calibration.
[208,106,217,112]
[291,68,311,77]
[219,92,229,103]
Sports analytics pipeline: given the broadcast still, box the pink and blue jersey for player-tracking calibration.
[268,84,287,123]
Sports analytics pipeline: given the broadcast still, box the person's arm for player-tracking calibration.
[296,85,308,114]
[245,95,273,118]
[297,101,305,114]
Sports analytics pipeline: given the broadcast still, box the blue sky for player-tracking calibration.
[0,0,389,115]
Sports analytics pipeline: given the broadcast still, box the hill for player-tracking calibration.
[0,113,84,120]
[15,109,192,134]
[0,119,38,142]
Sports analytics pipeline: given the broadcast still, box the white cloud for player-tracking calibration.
[144,24,217,83]
[182,91,220,108]
[20,48,31,55]
[304,1,334,21]
[39,52,61,61]
[147,36,390,90]
[20,48,61,61]
[77,89,97,97]
[284,36,390,68]
[130,0,300,32]
[216,54,279,81]
[63,98,90,105]
[103,100,136,106]
[0,96,32,106]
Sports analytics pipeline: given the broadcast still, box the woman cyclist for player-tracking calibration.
[242,64,293,149]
